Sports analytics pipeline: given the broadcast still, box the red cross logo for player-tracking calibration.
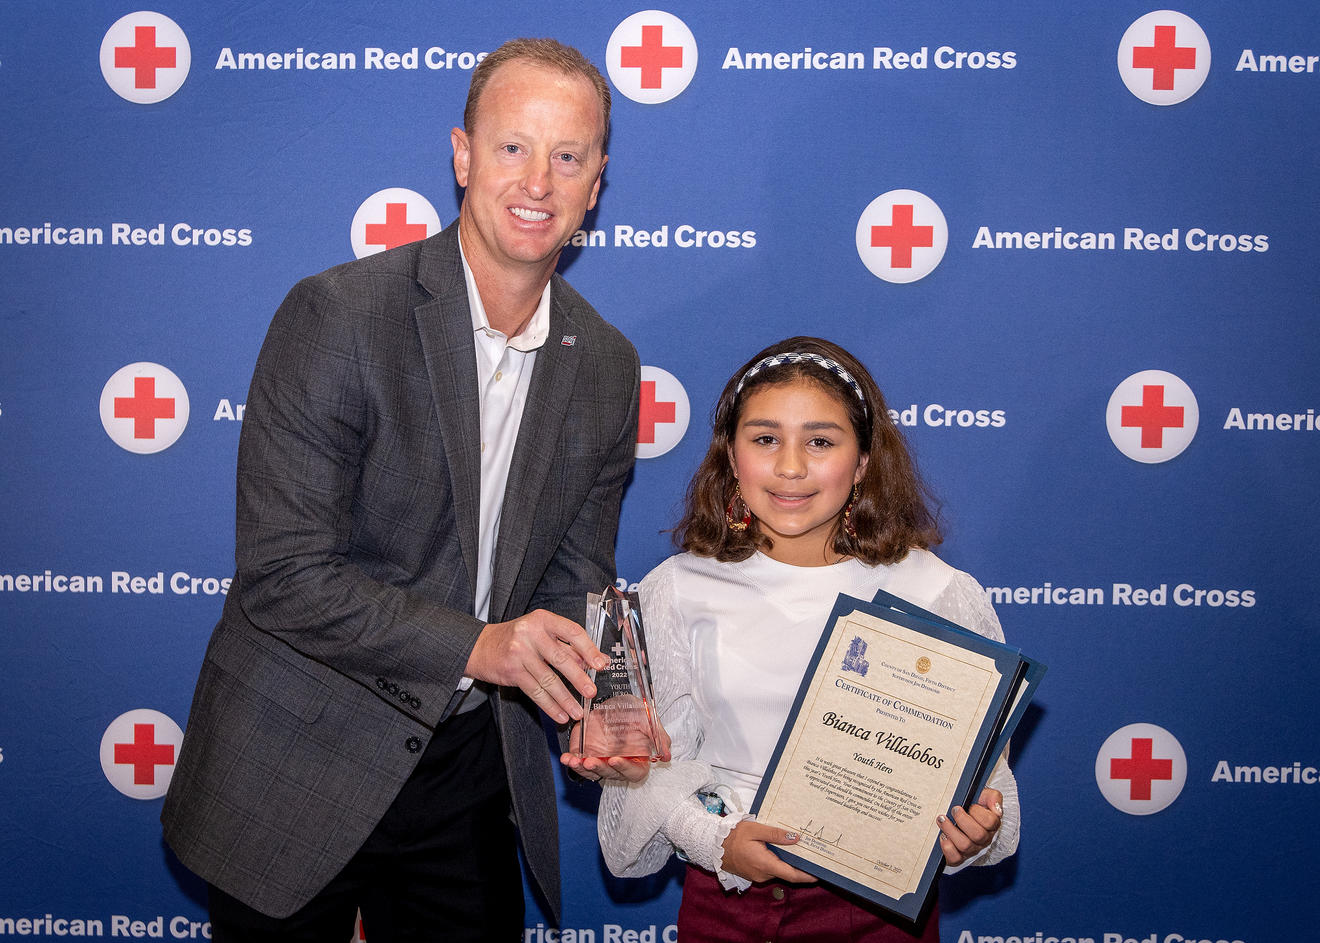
[636,366,690,459]
[871,204,935,269]
[607,12,698,105]
[114,25,176,89]
[1109,737,1174,801]
[1132,25,1197,91]
[1120,384,1183,448]
[620,25,684,89]
[364,202,430,251]
[113,723,176,786]
[639,380,677,445]
[114,376,176,439]
[101,13,191,104]
[352,189,441,259]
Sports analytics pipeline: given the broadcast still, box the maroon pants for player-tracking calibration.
[676,864,939,943]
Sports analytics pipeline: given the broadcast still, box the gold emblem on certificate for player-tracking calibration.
[570,586,662,762]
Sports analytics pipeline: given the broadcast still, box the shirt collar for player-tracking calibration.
[458,232,551,353]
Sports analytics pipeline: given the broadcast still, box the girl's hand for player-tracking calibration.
[937,787,1003,866]
[720,821,818,884]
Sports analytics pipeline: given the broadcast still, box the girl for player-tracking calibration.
[590,337,1019,941]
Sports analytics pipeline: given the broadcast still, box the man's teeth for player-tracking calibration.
[511,207,551,221]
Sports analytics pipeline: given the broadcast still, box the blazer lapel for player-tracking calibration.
[489,288,583,620]
[413,229,482,601]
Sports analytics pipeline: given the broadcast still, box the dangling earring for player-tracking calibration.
[725,482,751,532]
[842,484,860,539]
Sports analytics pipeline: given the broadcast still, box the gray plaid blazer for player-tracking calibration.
[161,222,640,920]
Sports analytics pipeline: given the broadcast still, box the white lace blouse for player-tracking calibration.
[596,549,1021,891]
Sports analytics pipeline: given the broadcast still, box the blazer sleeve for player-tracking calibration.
[230,273,484,729]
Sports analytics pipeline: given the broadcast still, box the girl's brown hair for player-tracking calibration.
[675,336,941,564]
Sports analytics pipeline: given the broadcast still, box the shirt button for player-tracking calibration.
[771,886,786,901]
[494,370,503,382]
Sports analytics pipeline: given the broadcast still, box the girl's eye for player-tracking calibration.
[809,437,834,448]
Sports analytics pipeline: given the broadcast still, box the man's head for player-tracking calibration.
[465,38,611,156]
[453,39,611,284]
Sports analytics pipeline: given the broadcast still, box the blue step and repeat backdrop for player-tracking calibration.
[3,2,1317,941]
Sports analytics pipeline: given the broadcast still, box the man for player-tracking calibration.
[162,38,640,941]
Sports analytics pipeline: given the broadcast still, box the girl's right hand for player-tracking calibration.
[720,820,818,884]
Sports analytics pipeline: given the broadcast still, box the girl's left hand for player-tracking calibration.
[936,787,1003,866]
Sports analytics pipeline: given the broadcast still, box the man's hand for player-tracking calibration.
[466,610,608,724]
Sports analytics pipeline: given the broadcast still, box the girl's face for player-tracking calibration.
[728,378,868,567]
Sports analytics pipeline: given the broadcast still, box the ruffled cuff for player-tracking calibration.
[662,796,754,892]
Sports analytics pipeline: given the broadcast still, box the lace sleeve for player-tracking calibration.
[597,560,748,881]
[929,569,1020,870]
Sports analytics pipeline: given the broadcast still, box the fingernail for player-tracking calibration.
[784,832,799,841]
[995,802,1003,815]
[937,814,947,823]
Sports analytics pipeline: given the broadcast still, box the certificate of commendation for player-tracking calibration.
[750,593,1041,922]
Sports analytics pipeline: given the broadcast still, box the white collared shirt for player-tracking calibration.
[459,238,550,624]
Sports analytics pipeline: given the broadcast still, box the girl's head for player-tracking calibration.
[676,337,941,565]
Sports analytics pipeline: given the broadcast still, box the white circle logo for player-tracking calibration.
[1106,369,1198,463]
[100,11,191,104]
[100,709,184,800]
[1118,11,1211,105]
[1095,723,1187,815]
[855,190,948,284]
[637,365,690,459]
[351,188,442,259]
[607,11,698,104]
[100,362,190,454]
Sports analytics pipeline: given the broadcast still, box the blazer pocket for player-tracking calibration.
[205,627,331,725]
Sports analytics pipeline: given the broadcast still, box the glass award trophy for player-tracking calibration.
[570,585,662,761]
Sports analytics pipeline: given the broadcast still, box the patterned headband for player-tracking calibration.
[733,352,868,416]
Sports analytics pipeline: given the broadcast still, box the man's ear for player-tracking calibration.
[451,127,470,187]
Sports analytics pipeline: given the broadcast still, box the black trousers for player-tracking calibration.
[208,700,524,942]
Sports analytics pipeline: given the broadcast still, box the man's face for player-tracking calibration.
[452,60,607,279]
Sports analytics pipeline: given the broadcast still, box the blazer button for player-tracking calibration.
[405,736,422,754]
[409,696,421,709]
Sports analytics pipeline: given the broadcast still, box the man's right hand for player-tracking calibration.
[465,610,608,724]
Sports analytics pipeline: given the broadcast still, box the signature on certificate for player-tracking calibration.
[795,819,843,847]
